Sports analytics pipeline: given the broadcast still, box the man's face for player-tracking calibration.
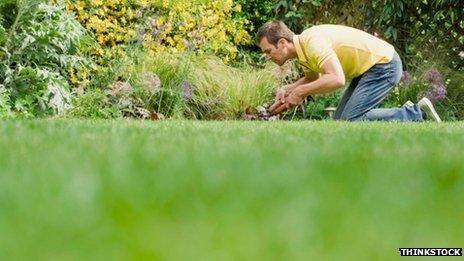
[260,37,287,66]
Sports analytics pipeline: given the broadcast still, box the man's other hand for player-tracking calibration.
[275,88,287,104]
[269,91,304,114]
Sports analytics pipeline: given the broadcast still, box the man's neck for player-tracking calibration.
[287,42,298,60]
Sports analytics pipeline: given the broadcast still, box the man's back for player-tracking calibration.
[294,24,395,78]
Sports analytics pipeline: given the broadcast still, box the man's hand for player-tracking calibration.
[269,90,285,112]
[268,85,293,112]
[275,88,287,104]
[269,91,304,114]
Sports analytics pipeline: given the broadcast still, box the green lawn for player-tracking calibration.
[1,120,463,260]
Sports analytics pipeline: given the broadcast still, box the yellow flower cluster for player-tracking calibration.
[65,0,137,48]
[62,0,251,62]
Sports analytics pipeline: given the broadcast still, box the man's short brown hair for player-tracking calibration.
[256,20,294,47]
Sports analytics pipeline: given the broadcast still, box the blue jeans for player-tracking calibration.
[333,52,423,121]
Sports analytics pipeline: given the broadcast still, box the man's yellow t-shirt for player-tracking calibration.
[293,25,395,79]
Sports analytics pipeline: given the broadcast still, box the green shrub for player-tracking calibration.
[128,50,281,119]
[128,51,190,119]
[71,48,282,120]
[0,84,12,118]
[0,0,91,116]
[232,0,274,63]
[301,91,340,120]
[66,89,120,119]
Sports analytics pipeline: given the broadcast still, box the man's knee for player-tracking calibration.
[339,111,364,121]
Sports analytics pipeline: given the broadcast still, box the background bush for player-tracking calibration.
[0,0,91,117]
[64,0,251,63]
[82,49,282,120]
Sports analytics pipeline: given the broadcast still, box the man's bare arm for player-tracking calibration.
[270,56,345,114]
[281,72,320,93]
[269,72,320,111]
[292,56,345,97]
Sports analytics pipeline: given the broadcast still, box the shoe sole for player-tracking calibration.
[419,98,442,122]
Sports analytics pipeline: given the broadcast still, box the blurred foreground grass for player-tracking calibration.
[0,119,463,260]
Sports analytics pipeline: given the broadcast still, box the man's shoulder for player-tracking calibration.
[298,25,333,44]
[299,25,334,41]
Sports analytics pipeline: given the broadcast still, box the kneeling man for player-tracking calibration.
[257,21,441,122]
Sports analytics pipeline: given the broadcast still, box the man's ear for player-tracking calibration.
[277,38,288,48]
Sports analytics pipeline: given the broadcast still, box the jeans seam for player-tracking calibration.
[387,54,401,85]
[386,61,395,85]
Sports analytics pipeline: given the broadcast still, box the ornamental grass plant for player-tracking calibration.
[77,48,281,120]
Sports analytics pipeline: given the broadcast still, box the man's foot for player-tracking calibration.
[418,97,441,122]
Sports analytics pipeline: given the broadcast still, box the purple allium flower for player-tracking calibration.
[430,82,447,100]
[401,71,412,84]
[418,82,447,102]
[418,68,447,102]
[423,68,442,84]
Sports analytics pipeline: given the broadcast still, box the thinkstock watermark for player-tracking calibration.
[399,248,462,257]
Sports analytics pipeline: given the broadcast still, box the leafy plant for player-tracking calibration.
[0,84,12,118]
[66,89,121,119]
[73,48,282,120]
[302,91,340,120]
[0,0,91,116]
